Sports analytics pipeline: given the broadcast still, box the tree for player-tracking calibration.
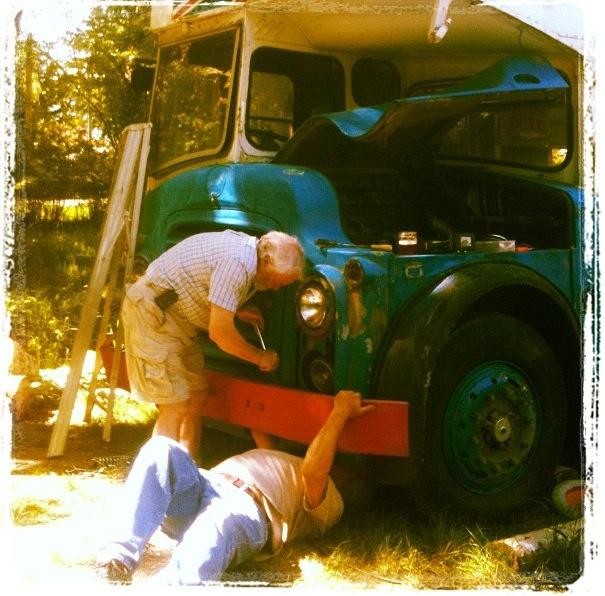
[15,3,155,204]
[68,4,155,151]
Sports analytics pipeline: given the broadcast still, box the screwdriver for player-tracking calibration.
[315,238,392,251]
[254,322,266,350]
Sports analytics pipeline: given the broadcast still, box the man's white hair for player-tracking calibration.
[258,231,304,279]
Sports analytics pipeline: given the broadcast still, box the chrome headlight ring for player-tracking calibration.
[296,276,334,337]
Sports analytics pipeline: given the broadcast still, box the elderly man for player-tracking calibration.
[96,390,374,584]
[121,229,304,455]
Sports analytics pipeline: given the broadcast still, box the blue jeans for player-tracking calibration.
[97,436,269,584]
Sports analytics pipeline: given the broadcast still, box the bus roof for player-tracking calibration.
[151,0,584,55]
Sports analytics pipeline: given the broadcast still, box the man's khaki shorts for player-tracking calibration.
[121,277,208,405]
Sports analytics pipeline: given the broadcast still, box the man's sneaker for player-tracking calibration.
[96,559,133,584]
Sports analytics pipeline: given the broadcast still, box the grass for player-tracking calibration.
[290,506,583,590]
[10,448,583,589]
[518,530,584,585]
[11,498,68,525]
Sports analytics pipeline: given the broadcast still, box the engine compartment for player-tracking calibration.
[325,165,574,253]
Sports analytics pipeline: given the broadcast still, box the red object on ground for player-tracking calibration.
[100,339,409,457]
[551,479,584,519]
[563,485,583,509]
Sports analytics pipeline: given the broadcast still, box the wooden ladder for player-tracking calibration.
[47,123,151,458]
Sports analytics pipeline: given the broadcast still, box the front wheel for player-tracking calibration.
[417,313,567,517]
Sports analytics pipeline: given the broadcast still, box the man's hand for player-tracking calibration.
[236,305,264,330]
[333,390,376,420]
[234,306,279,372]
[258,349,279,372]
[210,304,273,368]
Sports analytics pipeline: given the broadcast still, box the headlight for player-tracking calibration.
[296,278,334,336]
[300,286,327,327]
[302,351,334,394]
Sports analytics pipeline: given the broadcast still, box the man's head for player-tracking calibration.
[330,462,374,512]
[256,231,304,290]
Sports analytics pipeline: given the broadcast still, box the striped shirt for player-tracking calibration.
[145,230,258,330]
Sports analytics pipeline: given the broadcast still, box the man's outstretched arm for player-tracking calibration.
[301,390,375,508]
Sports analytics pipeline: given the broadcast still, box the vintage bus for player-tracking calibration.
[126,0,586,516]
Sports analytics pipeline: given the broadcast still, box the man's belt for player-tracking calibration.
[221,474,265,509]
[219,473,272,550]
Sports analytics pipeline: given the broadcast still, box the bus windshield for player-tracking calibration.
[150,29,239,171]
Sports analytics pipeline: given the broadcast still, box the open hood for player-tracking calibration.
[273,54,569,170]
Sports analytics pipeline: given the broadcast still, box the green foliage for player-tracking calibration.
[7,293,73,369]
[67,5,156,150]
[15,2,155,202]
[11,5,156,362]
[8,220,100,368]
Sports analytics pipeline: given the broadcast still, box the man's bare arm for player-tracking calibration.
[301,391,375,509]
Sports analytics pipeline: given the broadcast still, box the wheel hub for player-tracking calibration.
[490,416,512,443]
[444,362,540,494]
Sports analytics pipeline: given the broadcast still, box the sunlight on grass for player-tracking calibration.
[11,498,67,525]
[295,556,360,589]
[94,392,157,426]
[39,350,156,427]
[451,540,518,588]
[9,475,124,583]
[320,536,522,589]
[10,473,120,528]
[313,508,582,590]
[298,556,331,583]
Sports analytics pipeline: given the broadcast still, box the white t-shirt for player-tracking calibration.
[212,449,344,555]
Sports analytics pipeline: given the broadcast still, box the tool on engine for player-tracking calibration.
[315,238,393,251]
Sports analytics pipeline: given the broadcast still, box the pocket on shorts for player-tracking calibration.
[126,335,206,403]
[142,359,175,400]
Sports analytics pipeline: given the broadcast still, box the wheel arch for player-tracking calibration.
[372,263,581,473]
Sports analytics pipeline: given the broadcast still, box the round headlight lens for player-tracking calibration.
[309,358,334,394]
[299,285,327,329]
[302,352,335,394]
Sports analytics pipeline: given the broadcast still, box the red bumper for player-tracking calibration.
[101,340,409,457]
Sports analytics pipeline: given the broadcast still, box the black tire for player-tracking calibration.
[415,313,567,517]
